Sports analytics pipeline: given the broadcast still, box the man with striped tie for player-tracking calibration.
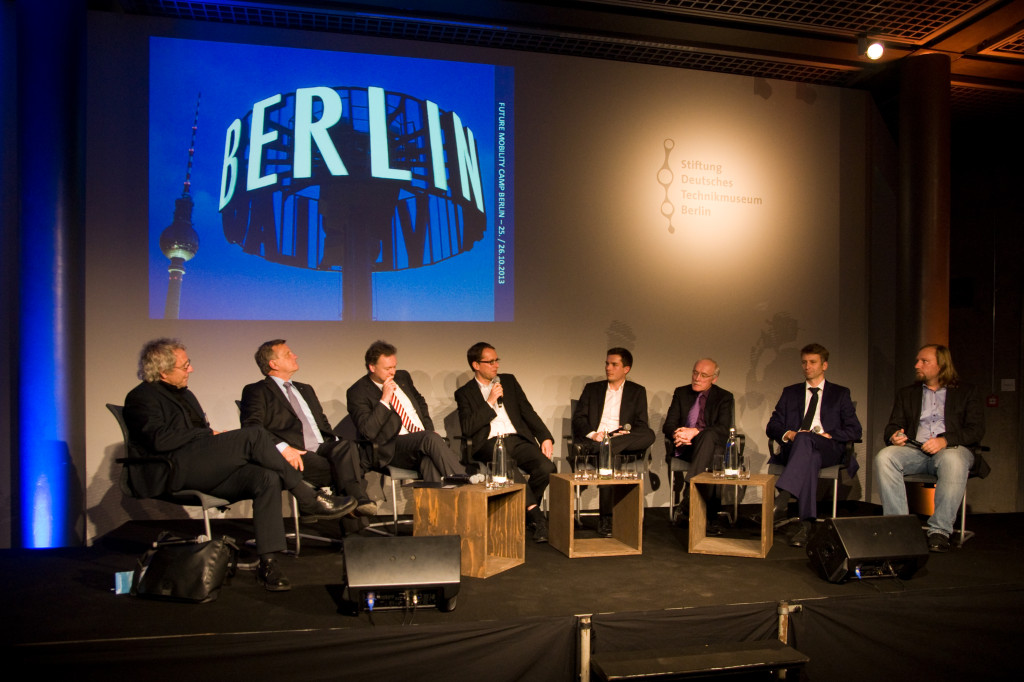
[346,340,466,482]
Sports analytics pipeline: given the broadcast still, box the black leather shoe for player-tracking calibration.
[597,516,613,538]
[928,532,950,553]
[257,556,291,592]
[789,520,813,547]
[532,516,549,543]
[705,522,724,537]
[299,491,357,521]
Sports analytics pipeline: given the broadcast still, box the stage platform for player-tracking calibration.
[6,505,1023,680]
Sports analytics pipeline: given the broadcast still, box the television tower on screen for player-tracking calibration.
[160,94,201,319]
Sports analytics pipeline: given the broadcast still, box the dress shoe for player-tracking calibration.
[531,516,549,543]
[705,522,724,537]
[354,500,378,517]
[928,532,950,553]
[789,520,813,547]
[257,556,291,592]
[597,516,613,538]
[299,491,357,521]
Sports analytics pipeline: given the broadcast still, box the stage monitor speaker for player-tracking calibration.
[343,535,461,612]
[806,515,928,583]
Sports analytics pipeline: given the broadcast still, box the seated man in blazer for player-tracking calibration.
[876,343,986,553]
[124,338,355,592]
[766,343,862,547]
[662,358,735,533]
[455,341,556,543]
[240,339,376,517]
[572,347,655,537]
[346,340,466,482]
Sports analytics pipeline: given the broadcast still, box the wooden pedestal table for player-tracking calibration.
[549,472,643,558]
[413,483,525,578]
[689,472,776,558]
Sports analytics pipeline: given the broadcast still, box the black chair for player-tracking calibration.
[903,445,990,548]
[107,403,234,543]
[767,437,860,519]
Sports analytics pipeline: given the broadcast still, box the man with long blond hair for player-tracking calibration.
[876,344,987,552]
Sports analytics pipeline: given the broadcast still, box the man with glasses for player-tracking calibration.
[123,338,356,592]
[456,341,556,542]
[663,358,735,534]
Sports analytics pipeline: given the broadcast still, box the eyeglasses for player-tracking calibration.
[173,361,192,372]
[478,358,500,365]
[692,371,716,379]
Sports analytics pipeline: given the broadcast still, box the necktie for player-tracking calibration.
[686,392,705,428]
[800,387,820,431]
[284,382,320,451]
[389,392,423,433]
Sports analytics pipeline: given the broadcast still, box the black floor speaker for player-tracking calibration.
[343,535,461,611]
[806,515,929,583]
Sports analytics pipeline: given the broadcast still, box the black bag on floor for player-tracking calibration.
[132,532,239,603]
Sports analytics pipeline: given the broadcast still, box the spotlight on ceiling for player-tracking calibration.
[858,35,884,60]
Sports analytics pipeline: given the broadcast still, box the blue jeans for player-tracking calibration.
[875,444,973,536]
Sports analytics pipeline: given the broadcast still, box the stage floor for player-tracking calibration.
[4,503,1019,643]
[5,504,1023,645]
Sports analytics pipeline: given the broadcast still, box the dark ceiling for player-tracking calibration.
[101,0,1024,121]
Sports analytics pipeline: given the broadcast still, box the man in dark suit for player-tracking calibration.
[455,341,556,542]
[346,340,466,482]
[240,339,376,517]
[123,339,356,592]
[766,343,862,546]
[876,343,986,552]
[572,348,655,536]
[663,358,735,533]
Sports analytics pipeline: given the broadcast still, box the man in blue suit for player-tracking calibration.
[766,343,862,546]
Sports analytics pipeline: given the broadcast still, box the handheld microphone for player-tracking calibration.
[491,376,503,407]
[613,424,632,437]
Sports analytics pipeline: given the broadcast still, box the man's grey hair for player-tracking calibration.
[138,338,186,382]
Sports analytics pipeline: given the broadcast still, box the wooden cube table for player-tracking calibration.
[549,472,643,558]
[689,472,776,558]
[413,483,525,578]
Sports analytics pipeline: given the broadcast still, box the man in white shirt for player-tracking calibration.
[456,342,556,542]
[571,348,655,536]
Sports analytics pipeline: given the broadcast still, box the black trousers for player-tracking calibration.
[169,426,305,555]
[670,431,724,518]
[390,431,465,482]
[305,438,371,504]
[577,431,655,516]
[477,434,557,509]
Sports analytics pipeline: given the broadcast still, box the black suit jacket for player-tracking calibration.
[766,380,862,473]
[346,370,433,466]
[571,380,655,443]
[455,374,553,458]
[662,383,735,450]
[123,380,214,496]
[240,376,336,449]
[883,382,985,449]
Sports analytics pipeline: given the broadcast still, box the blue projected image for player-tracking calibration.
[150,38,514,321]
